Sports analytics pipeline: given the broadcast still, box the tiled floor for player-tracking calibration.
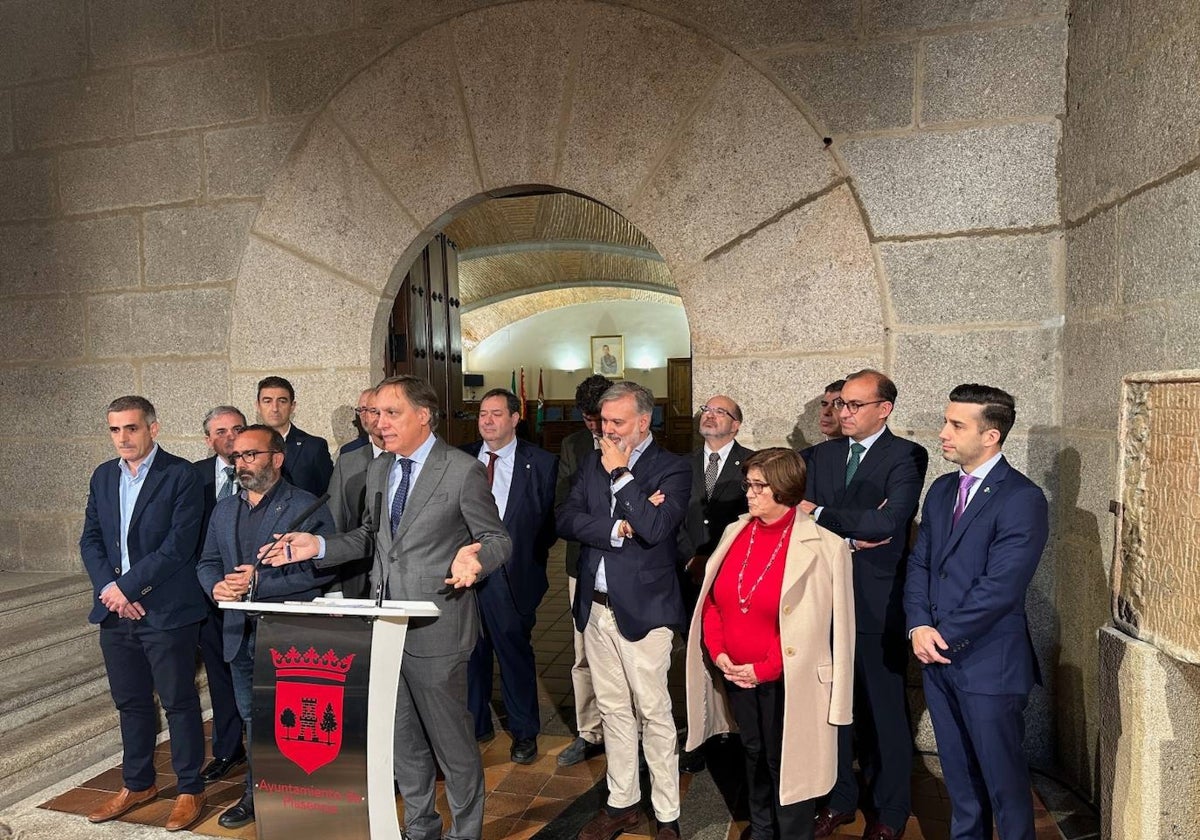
[40,544,1074,838]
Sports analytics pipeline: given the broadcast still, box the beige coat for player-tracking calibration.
[684,510,855,805]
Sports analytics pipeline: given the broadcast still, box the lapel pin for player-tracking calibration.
[983,487,991,494]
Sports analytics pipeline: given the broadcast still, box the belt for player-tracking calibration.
[592,591,609,607]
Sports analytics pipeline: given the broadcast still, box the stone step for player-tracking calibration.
[0,612,97,686]
[0,573,93,631]
[0,643,109,734]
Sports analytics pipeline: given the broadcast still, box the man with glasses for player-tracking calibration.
[256,375,334,496]
[554,373,612,766]
[801,369,928,840]
[676,395,753,773]
[197,424,335,830]
[326,387,384,598]
[193,406,248,784]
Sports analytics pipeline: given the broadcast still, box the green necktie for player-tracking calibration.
[846,442,865,486]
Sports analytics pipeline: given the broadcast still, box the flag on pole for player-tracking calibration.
[536,369,545,433]
[519,367,527,419]
[510,369,516,395]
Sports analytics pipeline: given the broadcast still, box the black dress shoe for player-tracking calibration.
[218,794,255,829]
[510,736,538,764]
[679,748,706,774]
[201,753,247,783]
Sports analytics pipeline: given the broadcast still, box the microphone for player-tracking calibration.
[247,493,331,603]
[371,491,390,607]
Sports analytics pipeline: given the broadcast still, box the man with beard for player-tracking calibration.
[559,381,691,840]
[196,424,335,829]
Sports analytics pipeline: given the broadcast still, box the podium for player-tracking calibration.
[220,597,439,840]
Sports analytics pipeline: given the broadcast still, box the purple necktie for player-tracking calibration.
[952,474,979,527]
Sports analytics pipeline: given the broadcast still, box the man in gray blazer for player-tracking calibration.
[261,375,512,840]
[325,386,384,598]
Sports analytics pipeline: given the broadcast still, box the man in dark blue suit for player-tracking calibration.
[559,381,691,840]
[257,375,334,496]
[80,395,209,831]
[192,405,248,783]
[462,389,557,764]
[802,369,928,840]
[196,424,336,829]
[905,384,1048,840]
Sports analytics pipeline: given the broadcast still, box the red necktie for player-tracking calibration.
[486,451,498,487]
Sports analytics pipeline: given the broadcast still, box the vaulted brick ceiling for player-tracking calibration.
[443,193,681,347]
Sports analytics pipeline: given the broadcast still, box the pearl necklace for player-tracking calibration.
[736,518,793,614]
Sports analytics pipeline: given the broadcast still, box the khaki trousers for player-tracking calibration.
[568,575,603,743]
[584,601,680,821]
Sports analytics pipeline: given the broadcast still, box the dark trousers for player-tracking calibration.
[229,627,256,796]
[467,576,541,741]
[922,666,1034,840]
[197,604,244,760]
[827,632,912,831]
[395,652,484,840]
[726,680,815,840]
[99,617,205,794]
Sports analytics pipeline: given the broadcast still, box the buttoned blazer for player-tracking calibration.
[904,456,1048,695]
[80,447,207,629]
[684,511,855,804]
[555,428,597,577]
[462,439,558,617]
[678,441,754,560]
[318,437,512,658]
[282,424,334,497]
[558,440,692,641]
[196,481,336,661]
[804,429,928,635]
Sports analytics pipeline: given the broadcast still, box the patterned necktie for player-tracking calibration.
[218,465,236,499]
[389,458,414,537]
[486,451,499,487]
[952,474,979,527]
[845,442,866,486]
[704,452,720,498]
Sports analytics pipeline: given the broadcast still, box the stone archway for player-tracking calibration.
[228,0,883,449]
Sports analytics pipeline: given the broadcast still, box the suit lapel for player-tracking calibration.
[257,483,294,546]
[940,457,1010,562]
[505,442,531,525]
[127,456,166,531]
[399,440,448,533]
[712,443,746,501]
[845,429,893,493]
[825,438,851,503]
[779,513,820,600]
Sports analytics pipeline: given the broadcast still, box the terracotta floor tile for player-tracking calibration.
[37,786,112,815]
[485,791,535,818]
[520,794,571,822]
[494,770,551,796]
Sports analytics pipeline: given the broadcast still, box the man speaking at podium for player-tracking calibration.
[261,375,512,840]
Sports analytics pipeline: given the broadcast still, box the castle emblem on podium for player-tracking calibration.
[271,646,356,774]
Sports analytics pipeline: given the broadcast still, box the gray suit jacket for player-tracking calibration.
[326,442,379,598]
[318,437,511,658]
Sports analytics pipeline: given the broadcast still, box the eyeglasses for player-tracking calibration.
[353,407,379,416]
[700,405,737,420]
[832,398,887,414]
[741,480,771,495]
[229,449,281,464]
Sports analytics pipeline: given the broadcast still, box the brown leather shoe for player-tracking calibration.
[813,806,855,838]
[862,823,905,840]
[87,785,158,823]
[655,824,681,840]
[578,807,640,840]
[165,792,207,831]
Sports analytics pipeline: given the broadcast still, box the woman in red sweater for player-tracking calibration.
[684,447,854,840]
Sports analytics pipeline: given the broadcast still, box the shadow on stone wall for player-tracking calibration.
[786,393,824,451]
[1052,445,1109,799]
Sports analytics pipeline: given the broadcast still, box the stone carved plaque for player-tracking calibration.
[1113,370,1200,664]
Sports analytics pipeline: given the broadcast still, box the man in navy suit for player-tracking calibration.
[192,405,248,783]
[257,375,334,496]
[559,381,691,840]
[802,369,928,840]
[462,389,557,763]
[905,384,1048,840]
[196,424,336,829]
[79,396,208,831]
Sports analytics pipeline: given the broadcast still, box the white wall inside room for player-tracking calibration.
[465,300,690,400]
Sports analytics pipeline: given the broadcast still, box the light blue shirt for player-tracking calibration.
[596,433,654,593]
[477,436,518,520]
[118,444,159,575]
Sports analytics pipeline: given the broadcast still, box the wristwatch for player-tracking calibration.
[609,466,631,482]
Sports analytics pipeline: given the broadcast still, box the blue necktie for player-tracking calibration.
[218,466,236,499]
[389,458,414,537]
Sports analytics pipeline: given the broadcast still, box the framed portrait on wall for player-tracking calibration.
[591,335,624,378]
